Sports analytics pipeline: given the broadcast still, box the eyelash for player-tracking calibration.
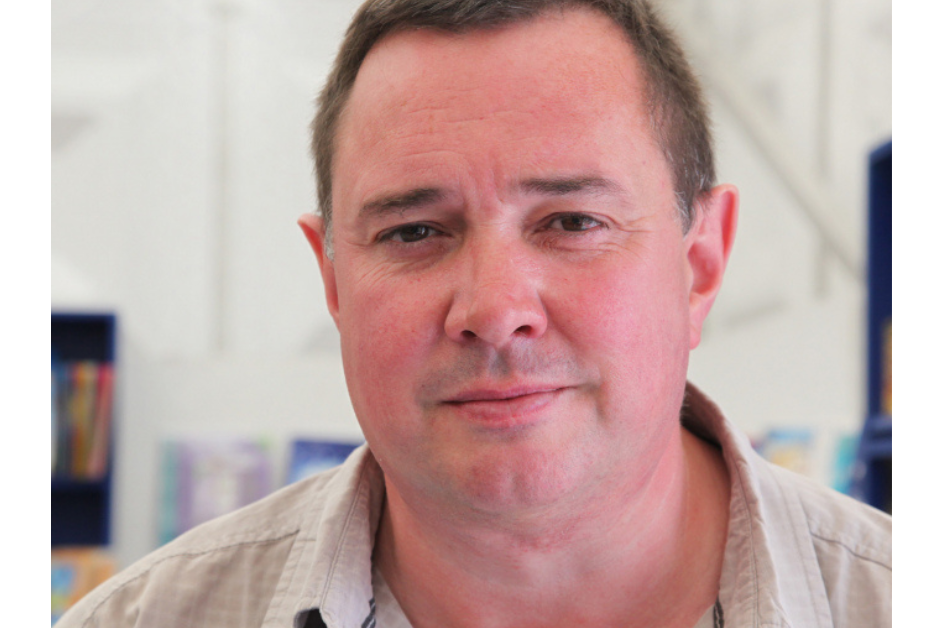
[376,212,607,247]
[542,213,607,233]
[377,223,444,244]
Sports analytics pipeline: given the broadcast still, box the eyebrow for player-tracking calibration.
[358,176,624,218]
[360,187,446,218]
[518,176,625,197]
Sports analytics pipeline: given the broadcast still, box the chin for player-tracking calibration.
[450,443,597,516]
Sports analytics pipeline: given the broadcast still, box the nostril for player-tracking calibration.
[445,278,548,345]
[458,325,532,342]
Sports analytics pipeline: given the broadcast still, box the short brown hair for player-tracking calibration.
[311,0,714,238]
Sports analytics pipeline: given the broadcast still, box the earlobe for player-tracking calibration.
[298,213,341,324]
[685,184,739,349]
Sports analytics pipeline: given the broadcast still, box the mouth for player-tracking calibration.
[441,385,568,428]
[444,386,565,404]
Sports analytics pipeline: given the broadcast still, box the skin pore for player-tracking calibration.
[300,7,738,627]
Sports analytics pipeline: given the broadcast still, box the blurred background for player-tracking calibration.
[50,0,891,593]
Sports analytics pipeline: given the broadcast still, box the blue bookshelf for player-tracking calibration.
[853,141,891,513]
[51,312,117,546]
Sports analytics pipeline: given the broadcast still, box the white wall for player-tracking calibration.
[51,0,890,568]
[662,0,890,467]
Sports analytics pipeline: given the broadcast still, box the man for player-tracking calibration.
[58,1,891,627]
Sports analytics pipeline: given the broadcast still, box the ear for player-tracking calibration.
[298,213,340,325]
[684,184,738,349]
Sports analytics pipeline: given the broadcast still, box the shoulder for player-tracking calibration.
[680,383,891,626]
[55,464,350,628]
[764,461,891,568]
[788,467,890,566]
[763,460,892,627]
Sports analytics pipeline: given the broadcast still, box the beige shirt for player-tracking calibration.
[57,383,891,628]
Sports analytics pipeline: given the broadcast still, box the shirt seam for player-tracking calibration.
[807,532,892,571]
[78,531,299,627]
[773,465,829,626]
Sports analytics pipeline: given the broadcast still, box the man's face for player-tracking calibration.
[309,9,730,517]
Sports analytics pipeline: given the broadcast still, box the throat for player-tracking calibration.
[374,427,731,628]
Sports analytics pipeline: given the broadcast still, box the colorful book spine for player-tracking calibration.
[52,361,114,480]
[87,364,114,478]
[882,320,892,416]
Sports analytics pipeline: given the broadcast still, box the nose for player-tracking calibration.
[443,240,548,347]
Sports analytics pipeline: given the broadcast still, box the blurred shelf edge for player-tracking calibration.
[52,478,109,492]
[859,415,892,458]
[852,140,891,514]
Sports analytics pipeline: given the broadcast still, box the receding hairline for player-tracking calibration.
[329,5,659,195]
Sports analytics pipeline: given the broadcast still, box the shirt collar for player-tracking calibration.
[280,445,386,628]
[682,382,834,627]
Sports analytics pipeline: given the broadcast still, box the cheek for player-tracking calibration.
[552,253,690,408]
[555,250,689,340]
[336,267,445,412]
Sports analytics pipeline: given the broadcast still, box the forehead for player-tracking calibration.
[358,10,638,103]
[333,8,667,210]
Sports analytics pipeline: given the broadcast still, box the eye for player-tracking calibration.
[379,223,440,243]
[546,213,606,232]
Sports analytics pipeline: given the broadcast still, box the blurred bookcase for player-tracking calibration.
[51,312,117,546]
[853,141,891,513]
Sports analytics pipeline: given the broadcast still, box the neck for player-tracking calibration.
[375,426,730,628]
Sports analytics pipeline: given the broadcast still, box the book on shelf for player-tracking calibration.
[51,547,115,625]
[755,428,814,477]
[882,319,892,417]
[69,362,96,476]
[159,438,273,545]
[52,370,58,473]
[87,365,114,478]
[52,360,114,481]
[286,438,362,485]
[830,432,859,495]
